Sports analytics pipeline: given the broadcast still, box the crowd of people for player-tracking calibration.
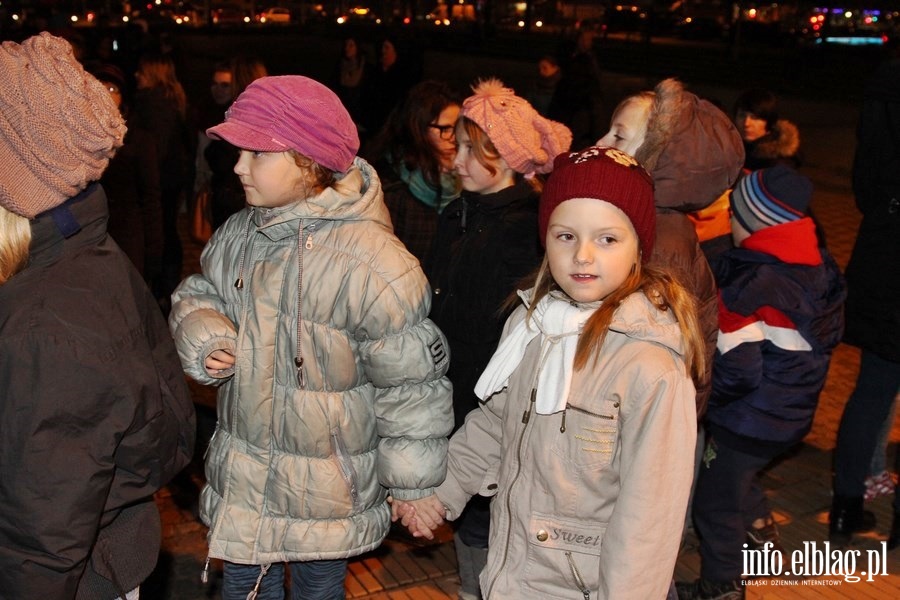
[0,24,898,600]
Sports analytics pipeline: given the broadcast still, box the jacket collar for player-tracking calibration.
[740,217,822,266]
[28,183,109,268]
[252,158,389,242]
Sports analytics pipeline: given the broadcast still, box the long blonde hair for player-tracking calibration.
[137,53,187,117]
[0,205,32,285]
[520,256,706,384]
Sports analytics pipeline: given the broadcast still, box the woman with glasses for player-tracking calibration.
[365,79,462,266]
[426,79,571,600]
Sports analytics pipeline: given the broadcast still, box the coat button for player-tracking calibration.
[487,483,498,490]
[434,288,441,295]
[536,529,549,542]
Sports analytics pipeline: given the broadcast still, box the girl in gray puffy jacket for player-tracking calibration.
[169,76,453,600]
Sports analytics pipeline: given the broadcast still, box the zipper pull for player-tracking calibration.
[560,410,567,433]
[295,356,306,389]
[305,233,313,250]
[522,388,536,424]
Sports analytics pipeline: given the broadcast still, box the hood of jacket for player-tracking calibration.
[606,291,686,357]
[250,157,389,229]
[746,118,800,163]
[636,79,744,213]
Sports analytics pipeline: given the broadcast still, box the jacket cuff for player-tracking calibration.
[389,487,436,501]
[434,476,470,521]
[199,337,237,380]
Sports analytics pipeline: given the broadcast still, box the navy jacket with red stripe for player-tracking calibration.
[707,217,845,446]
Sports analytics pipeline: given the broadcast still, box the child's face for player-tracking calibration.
[234,150,309,208]
[546,198,640,304]
[453,125,514,195]
[734,110,768,142]
[596,98,651,157]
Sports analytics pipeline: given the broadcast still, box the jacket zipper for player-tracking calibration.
[485,351,544,598]
[566,551,591,600]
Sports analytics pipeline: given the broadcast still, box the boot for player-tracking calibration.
[829,494,876,546]
[675,578,744,600]
[888,510,900,550]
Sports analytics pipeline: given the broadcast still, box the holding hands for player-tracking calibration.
[389,494,446,540]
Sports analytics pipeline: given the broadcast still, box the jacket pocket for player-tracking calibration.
[332,427,362,513]
[523,513,604,599]
[551,394,620,472]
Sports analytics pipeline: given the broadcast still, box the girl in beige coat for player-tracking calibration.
[394,147,705,599]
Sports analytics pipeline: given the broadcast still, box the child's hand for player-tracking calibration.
[205,349,235,376]
[388,495,446,540]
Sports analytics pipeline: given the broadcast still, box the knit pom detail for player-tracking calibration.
[470,77,512,98]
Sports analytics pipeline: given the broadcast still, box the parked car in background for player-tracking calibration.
[258,7,291,24]
[212,6,250,26]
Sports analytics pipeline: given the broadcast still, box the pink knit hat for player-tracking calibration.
[207,75,359,173]
[540,146,656,262]
[461,78,572,176]
[0,33,126,219]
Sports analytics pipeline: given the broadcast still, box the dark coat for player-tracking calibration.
[428,180,543,429]
[100,126,164,280]
[376,157,443,269]
[846,57,900,362]
[707,219,845,448]
[0,185,196,599]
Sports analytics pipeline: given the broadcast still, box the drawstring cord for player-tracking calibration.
[246,563,272,600]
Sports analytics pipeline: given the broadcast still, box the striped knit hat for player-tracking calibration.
[730,165,812,233]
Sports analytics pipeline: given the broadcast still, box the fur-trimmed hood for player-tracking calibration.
[745,119,801,170]
[636,79,744,213]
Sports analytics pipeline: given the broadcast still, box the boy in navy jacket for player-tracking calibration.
[678,165,845,600]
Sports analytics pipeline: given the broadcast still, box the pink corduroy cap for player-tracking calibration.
[540,147,656,262]
[207,75,359,173]
[461,78,571,176]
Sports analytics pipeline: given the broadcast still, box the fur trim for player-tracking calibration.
[635,78,687,172]
[752,119,800,160]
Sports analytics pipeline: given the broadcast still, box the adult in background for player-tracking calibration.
[203,56,268,229]
[830,43,900,548]
[132,51,192,311]
[0,32,196,599]
[364,36,420,139]
[92,63,164,286]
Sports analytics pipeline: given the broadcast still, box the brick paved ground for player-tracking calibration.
[144,64,900,599]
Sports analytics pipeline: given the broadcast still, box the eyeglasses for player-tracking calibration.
[428,123,456,141]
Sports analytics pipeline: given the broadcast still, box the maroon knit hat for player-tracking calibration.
[207,75,358,173]
[540,147,656,262]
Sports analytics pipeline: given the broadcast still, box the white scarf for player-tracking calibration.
[475,291,598,415]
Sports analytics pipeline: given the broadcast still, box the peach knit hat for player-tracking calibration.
[461,78,572,176]
[0,32,126,218]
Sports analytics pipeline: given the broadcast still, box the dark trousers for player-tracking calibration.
[222,560,348,600]
[833,349,900,509]
[692,436,784,583]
